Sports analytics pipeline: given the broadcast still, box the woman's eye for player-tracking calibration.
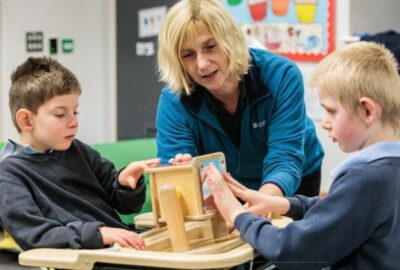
[55,114,65,118]
[206,44,216,50]
[181,52,193,58]
[74,112,79,116]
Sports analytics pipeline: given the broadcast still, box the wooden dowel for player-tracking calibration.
[159,184,190,252]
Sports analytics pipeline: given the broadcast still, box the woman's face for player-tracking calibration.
[180,22,236,95]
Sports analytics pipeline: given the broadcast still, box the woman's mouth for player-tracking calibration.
[202,70,218,79]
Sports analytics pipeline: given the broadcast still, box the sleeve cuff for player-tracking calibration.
[284,197,303,220]
[81,222,105,249]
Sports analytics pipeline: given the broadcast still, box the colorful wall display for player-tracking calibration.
[223,0,335,61]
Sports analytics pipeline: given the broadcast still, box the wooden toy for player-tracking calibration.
[19,152,292,269]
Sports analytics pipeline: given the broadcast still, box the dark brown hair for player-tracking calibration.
[9,57,81,132]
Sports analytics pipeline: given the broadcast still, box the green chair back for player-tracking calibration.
[91,138,157,224]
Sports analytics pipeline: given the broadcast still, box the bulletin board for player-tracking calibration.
[222,0,335,62]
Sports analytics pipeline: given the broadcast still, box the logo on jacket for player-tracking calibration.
[252,120,266,128]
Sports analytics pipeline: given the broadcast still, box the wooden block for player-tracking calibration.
[159,184,190,252]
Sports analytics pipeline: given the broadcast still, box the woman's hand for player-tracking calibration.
[168,153,192,165]
[99,226,146,249]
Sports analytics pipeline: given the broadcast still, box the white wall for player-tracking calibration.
[298,0,351,191]
[349,0,400,34]
[0,0,116,144]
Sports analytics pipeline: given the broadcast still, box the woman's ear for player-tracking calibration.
[16,109,34,132]
[358,97,382,125]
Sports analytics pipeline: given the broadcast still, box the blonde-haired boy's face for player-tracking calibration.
[24,94,79,152]
[318,90,368,153]
[180,22,235,96]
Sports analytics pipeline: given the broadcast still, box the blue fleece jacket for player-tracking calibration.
[156,48,323,196]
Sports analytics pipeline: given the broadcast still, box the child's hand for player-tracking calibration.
[168,153,192,165]
[99,226,146,249]
[224,173,290,216]
[204,163,246,224]
[118,158,160,189]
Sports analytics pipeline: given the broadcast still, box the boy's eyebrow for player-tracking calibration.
[51,104,79,110]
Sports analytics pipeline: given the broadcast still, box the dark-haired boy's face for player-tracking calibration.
[25,94,79,152]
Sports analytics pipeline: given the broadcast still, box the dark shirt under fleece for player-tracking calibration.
[203,81,247,147]
[0,139,146,250]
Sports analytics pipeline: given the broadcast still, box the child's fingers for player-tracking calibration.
[229,184,250,201]
[126,235,146,250]
[115,231,146,250]
[143,158,160,167]
[224,173,246,190]
[206,163,225,183]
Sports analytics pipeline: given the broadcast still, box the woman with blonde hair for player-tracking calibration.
[156,0,323,198]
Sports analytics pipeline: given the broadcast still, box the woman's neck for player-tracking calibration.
[212,78,240,114]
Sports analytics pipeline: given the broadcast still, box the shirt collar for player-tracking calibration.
[331,141,400,180]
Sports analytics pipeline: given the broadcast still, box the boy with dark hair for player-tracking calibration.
[0,57,159,250]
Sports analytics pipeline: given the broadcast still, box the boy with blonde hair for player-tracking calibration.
[0,57,159,250]
[205,42,400,269]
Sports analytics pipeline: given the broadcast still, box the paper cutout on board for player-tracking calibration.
[295,0,318,23]
[247,0,267,21]
[228,0,242,5]
[138,6,167,38]
[223,0,335,62]
[271,0,290,16]
[136,42,154,56]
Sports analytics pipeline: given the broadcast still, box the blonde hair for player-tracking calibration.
[157,0,250,95]
[309,41,400,130]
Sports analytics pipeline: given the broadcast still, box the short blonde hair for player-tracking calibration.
[157,0,250,95]
[309,41,400,130]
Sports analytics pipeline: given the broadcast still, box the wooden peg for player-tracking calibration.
[159,184,190,252]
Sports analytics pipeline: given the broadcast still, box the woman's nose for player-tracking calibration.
[197,54,209,70]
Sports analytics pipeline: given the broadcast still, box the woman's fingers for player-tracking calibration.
[169,153,192,164]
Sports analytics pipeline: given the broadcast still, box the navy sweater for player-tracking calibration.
[0,139,146,250]
[235,141,400,269]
